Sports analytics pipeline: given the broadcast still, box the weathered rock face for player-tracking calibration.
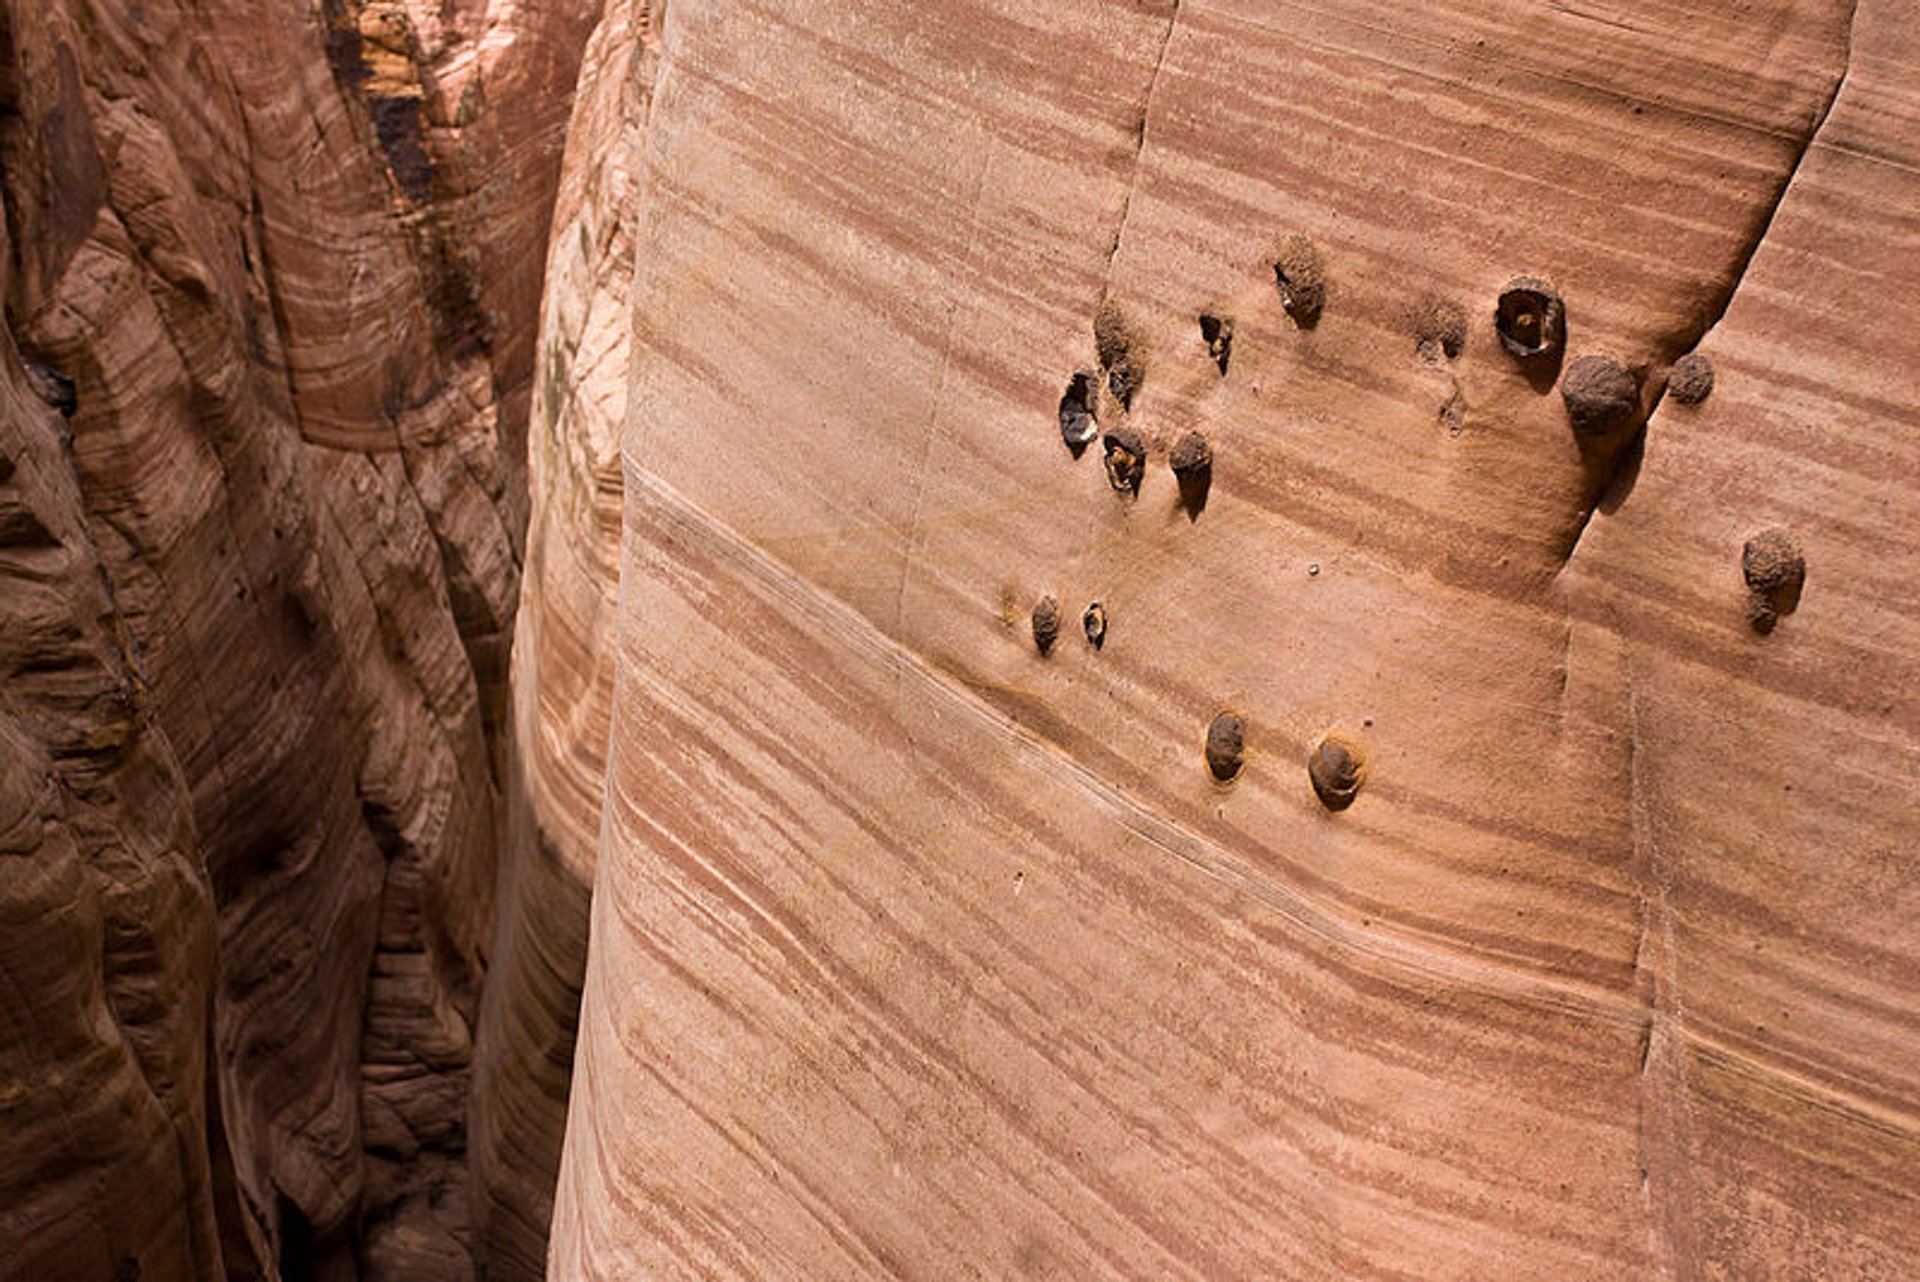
[0,0,595,1277]
[469,0,651,1273]
[546,0,1920,1277]
[5,0,1918,1276]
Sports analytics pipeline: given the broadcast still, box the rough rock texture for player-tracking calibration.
[0,0,595,1277]
[1,231,228,1282]
[549,0,1919,1277]
[468,0,651,1274]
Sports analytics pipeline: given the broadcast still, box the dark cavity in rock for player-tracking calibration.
[1742,529,1804,635]
[1206,712,1245,783]
[1308,733,1365,811]
[1199,312,1234,375]
[1031,595,1061,656]
[1495,278,1564,361]
[1170,429,1212,518]
[22,360,77,418]
[1102,425,1145,496]
[1416,298,1468,362]
[1273,235,1325,328]
[1667,352,1715,405]
[1082,601,1107,650]
[1560,354,1640,437]
[1058,372,1098,456]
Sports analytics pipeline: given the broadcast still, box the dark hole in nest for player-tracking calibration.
[1057,372,1098,456]
[1199,312,1233,374]
[1102,425,1145,496]
[1495,278,1563,361]
[1082,601,1107,650]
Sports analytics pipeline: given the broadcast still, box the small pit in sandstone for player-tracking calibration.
[1058,372,1098,455]
[1102,424,1146,496]
[1206,712,1245,783]
[1082,601,1107,650]
[1273,235,1325,327]
[1308,732,1366,811]
[1741,529,1804,635]
[1495,278,1563,360]
[1199,312,1234,374]
[1031,595,1061,655]
[1170,429,1213,518]
[1667,353,1715,405]
[1560,354,1640,437]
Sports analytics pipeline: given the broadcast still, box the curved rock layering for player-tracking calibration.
[549,0,1919,1276]
[0,0,595,1276]
[2,0,1916,1277]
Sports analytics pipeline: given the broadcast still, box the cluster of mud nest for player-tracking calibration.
[1034,242,1375,810]
[1025,242,1783,814]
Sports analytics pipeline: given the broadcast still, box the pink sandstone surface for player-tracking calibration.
[2,0,1917,1278]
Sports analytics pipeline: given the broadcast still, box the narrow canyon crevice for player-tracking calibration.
[0,0,598,1277]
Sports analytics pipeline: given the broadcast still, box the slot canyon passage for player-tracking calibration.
[0,0,1916,1277]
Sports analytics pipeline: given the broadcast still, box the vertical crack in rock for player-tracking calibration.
[1557,3,1854,575]
[1686,0,1858,353]
[1098,1,1180,303]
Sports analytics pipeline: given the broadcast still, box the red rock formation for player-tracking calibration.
[470,0,650,1273]
[546,0,1919,1275]
[5,0,1918,1276]
[0,0,595,1276]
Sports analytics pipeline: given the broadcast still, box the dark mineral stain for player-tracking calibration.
[1560,354,1640,437]
[1031,595,1061,656]
[1199,312,1234,375]
[1416,298,1468,362]
[1742,529,1804,634]
[1206,712,1245,783]
[1667,353,1715,405]
[1058,372,1098,456]
[1308,733,1365,811]
[1273,235,1325,328]
[320,0,371,89]
[1082,601,1107,650]
[114,1257,141,1282]
[1170,429,1212,518]
[1495,278,1564,361]
[22,359,77,417]
[1102,424,1145,496]
[371,96,434,204]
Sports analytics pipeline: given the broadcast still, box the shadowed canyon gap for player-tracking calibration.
[2,0,1917,1279]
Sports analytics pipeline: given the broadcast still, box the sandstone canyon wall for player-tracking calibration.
[0,0,596,1276]
[547,0,1919,1276]
[4,0,1919,1279]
